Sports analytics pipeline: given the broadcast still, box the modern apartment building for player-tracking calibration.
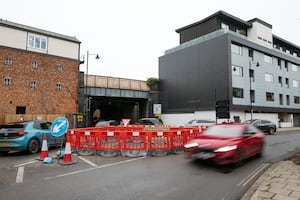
[159,10,300,127]
[0,19,81,124]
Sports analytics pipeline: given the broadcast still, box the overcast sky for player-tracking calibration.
[1,0,300,80]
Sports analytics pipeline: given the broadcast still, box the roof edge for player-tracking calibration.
[0,18,81,43]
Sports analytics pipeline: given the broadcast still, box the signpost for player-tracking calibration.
[50,117,69,137]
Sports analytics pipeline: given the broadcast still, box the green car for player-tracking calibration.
[0,120,64,154]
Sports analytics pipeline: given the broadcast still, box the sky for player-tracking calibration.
[1,0,300,80]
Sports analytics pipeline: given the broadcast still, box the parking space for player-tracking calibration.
[1,152,146,185]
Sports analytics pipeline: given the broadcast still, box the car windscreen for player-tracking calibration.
[203,125,243,138]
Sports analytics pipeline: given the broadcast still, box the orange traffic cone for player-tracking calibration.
[38,134,48,161]
[59,136,76,165]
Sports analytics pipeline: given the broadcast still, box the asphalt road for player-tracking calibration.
[1,130,300,200]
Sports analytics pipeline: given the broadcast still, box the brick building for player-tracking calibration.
[0,19,81,124]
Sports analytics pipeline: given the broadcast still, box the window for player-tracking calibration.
[30,81,37,88]
[27,34,47,50]
[32,61,38,69]
[285,61,288,71]
[295,96,300,104]
[4,78,11,86]
[41,39,47,49]
[250,90,255,103]
[248,49,253,59]
[56,65,62,72]
[249,69,254,82]
[264,54,272,64]
[277,58,282,69]
[286,95,290,105]
[35,37,41,48]
[292,64,299,72]
[5,57,12,65]
[221,23,229,31]
[233,88,244,98]
[28,36,34,47]
[293,80,299,88]
[265,73,274,83]
[279,94,283,105]
[16,106,26,114]
[278,76,282,87]
[266,92,274,101]
[56,83,62,91]
[285,78,289,88]
[231,44,242,55]
[232,65,243,76]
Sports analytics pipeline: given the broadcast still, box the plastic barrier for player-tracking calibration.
[170,130,186,154]
[96,131,121,157]
[122,131,148,157]
[68,129,78,151]
[148,131,171,157]
[77,130,96,156]
[66,125,205,158]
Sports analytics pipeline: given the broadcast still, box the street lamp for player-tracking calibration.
[249,61,259,121]
[85,50,100,127]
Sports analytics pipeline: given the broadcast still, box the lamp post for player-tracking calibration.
[85,50,100,127]
[249,61,259,121]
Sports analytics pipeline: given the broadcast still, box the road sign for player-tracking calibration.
[50,117,69,137]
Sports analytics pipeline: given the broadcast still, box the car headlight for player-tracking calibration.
[184,142,198,148]
[214,145,237,152]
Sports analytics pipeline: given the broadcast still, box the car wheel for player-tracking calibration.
[234,149,244,167]
[269,128,275,135]
[27,138,40,154]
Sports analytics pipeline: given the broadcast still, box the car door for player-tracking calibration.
[242,126,258,157]
[244,125,261,157]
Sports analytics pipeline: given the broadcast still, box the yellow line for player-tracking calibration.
[238,163,269,187]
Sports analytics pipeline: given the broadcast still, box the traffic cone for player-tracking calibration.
[59,136,76,165]
[37,134,48,161]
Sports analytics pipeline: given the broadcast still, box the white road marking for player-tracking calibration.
[16,167,24,183]
[14,160,38,168]
[45,156,146,180]
[78,156,98,167]
[238,163,270,187]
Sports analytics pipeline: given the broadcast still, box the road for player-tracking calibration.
[0,130,300,200]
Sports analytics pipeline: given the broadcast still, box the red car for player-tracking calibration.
[184,123,265,166]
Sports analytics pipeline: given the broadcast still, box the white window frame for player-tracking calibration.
[265,73,274,83]
[32,61,38,69]
[292,64,299,72]
[56,83,62,91]
[30,81,37,88]
[264,54,273,64]
[56,65,62,72]
[232,65,243,76]
[5,57,12,65]
[221,23,229,31]
[231,44,242,55]
[4,78,11,86]
[27,34,47,50]
[293,80,299,88]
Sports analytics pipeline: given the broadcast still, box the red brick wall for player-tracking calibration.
[0,47,79,123]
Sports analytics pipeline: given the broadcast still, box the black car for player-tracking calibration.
[244,119,277,134]
[135,118,163,125]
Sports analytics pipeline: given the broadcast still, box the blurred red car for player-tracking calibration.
[184,123,265,166]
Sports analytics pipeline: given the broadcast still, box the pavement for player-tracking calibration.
[241,127,300,200]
